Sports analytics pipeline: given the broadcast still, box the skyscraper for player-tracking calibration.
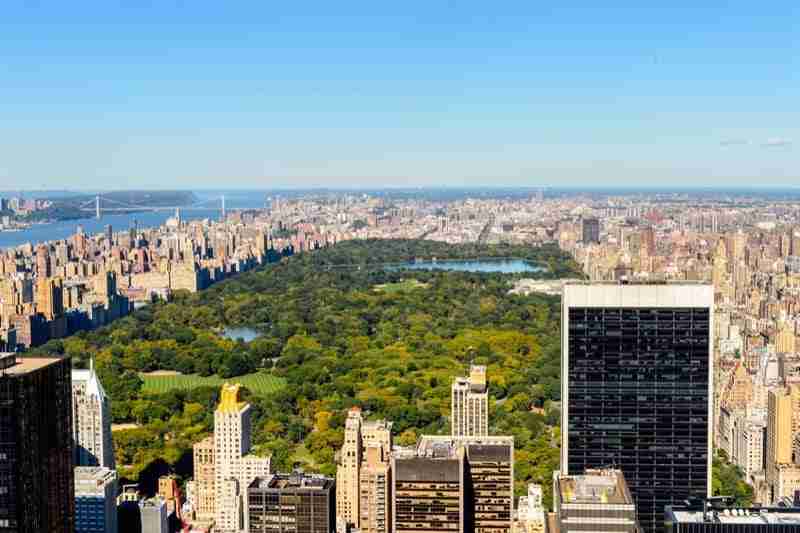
[0,353,75,532]
[336,407,393,530]
[359,443,392,533]
[451,365,488,437]
[766,389,796,502]
[214,383,271,533]
[72,360,115,469]
[582,218,600,245]
[337,407,363,527]
[562,283,713,533]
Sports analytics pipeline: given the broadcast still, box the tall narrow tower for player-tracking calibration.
[212,383,270,533]
[451,365,489,437]
[72,360,115,469]
[337,407,363,527]
[215,383,251,532]
[562,282,713,533]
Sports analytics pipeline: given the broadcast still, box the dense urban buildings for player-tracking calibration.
[562,283,713,533]
[665,505,800,532]
[0,353,75,533]
[10,188,800,530]
[247,474,335,533]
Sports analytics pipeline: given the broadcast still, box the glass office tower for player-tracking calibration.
[562,283,713,533]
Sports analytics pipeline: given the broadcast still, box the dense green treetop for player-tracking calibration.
[32,239,582,505]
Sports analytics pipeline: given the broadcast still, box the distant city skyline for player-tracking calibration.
[1,2,797,189]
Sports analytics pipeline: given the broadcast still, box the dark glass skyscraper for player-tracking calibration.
[582,218,600,244]
[0,353,75,533]
[562,283,713,533]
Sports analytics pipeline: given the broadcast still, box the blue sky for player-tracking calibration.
[0,1,797,190]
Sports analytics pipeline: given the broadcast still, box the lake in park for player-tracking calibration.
[222,327,260,342]
[389,258,544,274]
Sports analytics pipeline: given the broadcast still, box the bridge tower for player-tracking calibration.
[95,195,101,219]
[221,194,226,221]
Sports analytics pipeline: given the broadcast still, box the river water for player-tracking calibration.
[0,190,267,250]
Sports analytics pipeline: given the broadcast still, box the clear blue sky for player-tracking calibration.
[1,1,797,190]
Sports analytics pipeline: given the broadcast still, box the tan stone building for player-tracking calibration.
[337,408,394,530]
[192,435,215,521]
[451,365,489,437]
[337,407,363,528]
[767,388,794,502]
[359,443,392,533]
[213,384,271,533]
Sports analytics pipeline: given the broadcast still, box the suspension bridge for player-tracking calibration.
[77,195,229,219]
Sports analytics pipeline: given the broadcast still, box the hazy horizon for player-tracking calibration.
[1,2,797,189]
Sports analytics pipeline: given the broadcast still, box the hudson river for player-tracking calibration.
[0,191,265,250]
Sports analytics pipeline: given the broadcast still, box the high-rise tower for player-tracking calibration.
[451,365,488,437]
[0,353,75,532]
[562,283,713,533]
[582,218,600,245]
[337,407,363,527]
[213,383,270,533]
[72,360,115,469]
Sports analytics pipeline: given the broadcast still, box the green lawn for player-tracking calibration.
[141,371,286,395]
[373,279,429,293]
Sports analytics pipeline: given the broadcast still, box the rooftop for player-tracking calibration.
[1,356,64,376]
[557,469,634,506]
[668,507,800,526]
[251,473,333,491]
[394,456,461,482]
[417,434,513,458]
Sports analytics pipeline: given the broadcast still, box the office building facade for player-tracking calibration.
[393,435,514,533]
[248,474,335,533]
[393,455,464,533]
[0,353,75,533]
[75,466,118,533]
[562,283,713,533]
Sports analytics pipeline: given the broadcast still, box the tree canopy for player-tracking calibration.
[32,239,581,504]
